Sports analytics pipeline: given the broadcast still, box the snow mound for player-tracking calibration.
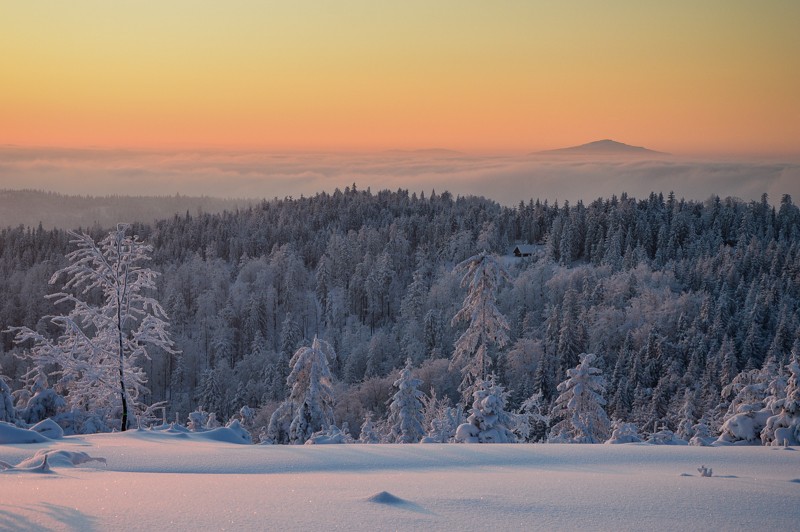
[31,418,64,439]
[192,420,251,444]
[126,420,250,444]
[16,449,107,469]
[365,491,430,514]
[367,491,405,505]
[0,421,50,444]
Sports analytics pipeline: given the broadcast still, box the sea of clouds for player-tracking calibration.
[1,146,798,206]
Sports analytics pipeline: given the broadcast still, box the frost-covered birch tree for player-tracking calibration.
[9,225,176,432]
[450,251,511,402]
[386,358,426,443]
[549,353,611,443]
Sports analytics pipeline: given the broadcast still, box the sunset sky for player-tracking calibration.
[2,1,799,155]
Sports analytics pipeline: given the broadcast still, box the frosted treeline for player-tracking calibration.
[1,187,799,444]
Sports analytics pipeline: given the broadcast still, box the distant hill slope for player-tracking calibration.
[533,139,668,156]
[0,189,253,230]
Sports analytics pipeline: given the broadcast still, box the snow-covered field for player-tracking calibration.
[2,430,799,531]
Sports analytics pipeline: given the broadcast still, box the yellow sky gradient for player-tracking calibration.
[1,1,798,154]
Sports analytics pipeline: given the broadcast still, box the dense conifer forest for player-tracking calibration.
[1,187,798,442]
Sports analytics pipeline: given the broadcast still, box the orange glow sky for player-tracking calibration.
[2,1,799,155]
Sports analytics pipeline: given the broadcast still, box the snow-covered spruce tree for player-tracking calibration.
[450,251,511,403]
[604,420,643,444]
[386,358,426,443]
[548,353,611,443]
[14,367,66,425]
[761,351,800,446]
[358,411,381,443]
[268,336,336,444]
[9,225,176,432]
[455,376,516,443]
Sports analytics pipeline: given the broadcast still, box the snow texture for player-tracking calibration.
[1,432,799,530]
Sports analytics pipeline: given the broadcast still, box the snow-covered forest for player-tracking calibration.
[1,187,799,445]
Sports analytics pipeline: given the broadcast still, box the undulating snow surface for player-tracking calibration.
[2,431,799,531]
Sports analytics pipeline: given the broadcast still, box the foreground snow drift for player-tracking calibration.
[1,431,799,531]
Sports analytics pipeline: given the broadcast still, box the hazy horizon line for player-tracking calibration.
[3,142,799,161]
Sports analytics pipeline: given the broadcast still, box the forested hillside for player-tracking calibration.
[1,186,798,441]
[0,189,252,229]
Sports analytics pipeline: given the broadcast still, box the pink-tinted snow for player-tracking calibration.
[1,430,799,530]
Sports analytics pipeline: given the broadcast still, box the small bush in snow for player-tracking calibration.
[688,422,715,446]
[646,428,687,445]
[187,407,211,431]
[305,424,353,445]
[605,420,642,444]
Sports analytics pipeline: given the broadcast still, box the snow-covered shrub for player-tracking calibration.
[419,388,462,444]
[237,405,256,430]
[688,421,715,446]
[761,353,800,446]
[454,377,515,443]
[716,357,787,445]
[646,428,687,445]
[18,388,66,426]
[187,407,211,431]
[77,411,113,435]
[548,353,610,443]
[358,411,381,443]
[605,420,642,444]
[136,401,168,429]
[421,405,463,444]
[223,419,252,444]
[305,424,353,445]
[205,413,221,429]
[717,409,772,445]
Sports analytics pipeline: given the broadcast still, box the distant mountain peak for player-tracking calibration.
[534,139,667,156]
